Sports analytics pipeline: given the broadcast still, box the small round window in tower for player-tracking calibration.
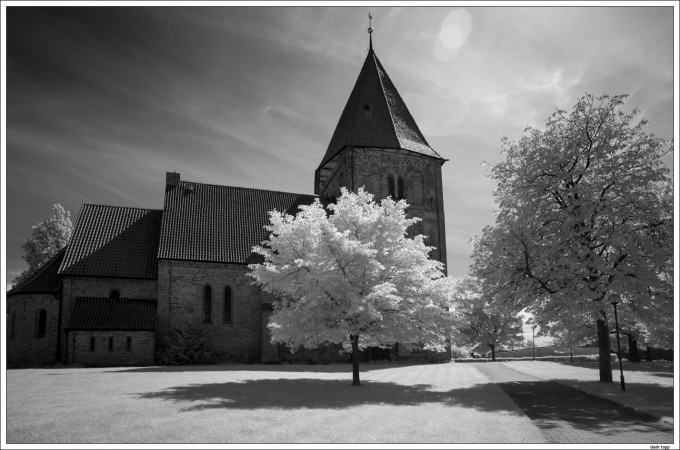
[363,104,370,111]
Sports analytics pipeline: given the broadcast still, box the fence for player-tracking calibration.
[491,345,599,359]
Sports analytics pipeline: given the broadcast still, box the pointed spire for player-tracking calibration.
[368,12,373,50]
[316,46,443,191]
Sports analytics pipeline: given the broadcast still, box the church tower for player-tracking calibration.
[314,29,448,273]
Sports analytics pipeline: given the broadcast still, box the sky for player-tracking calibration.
[2,3,677,316]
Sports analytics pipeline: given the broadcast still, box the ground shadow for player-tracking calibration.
[109,362,420,374]
[554,360,674,377]
[498,380,674,436]
[136,378,522,414]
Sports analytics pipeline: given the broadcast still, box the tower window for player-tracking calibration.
[224,286,233,324]
[110,289,120,299]
[204,285,212,323]
[90,336,96,351]
[108,336,114,352]
[126,336,132,352]
[397,176,405,200]
[363,104,370,111]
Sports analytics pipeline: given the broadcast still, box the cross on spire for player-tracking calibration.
[368,12,373,50]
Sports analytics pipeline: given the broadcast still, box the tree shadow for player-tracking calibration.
[498,380,674,435]
[135,378,521,414]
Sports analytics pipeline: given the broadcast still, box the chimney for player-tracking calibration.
[166,172,180,190]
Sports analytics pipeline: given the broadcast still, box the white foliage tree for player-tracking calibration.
[471,93,673,382]
[249,187,453,385]
[13,203,73,288]
[451,277,524,361]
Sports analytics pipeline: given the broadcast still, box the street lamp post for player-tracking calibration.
[532,325,537,360]
[610,294,626,391]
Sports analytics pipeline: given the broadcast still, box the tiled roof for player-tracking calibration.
[318,49,443,170]
[59,205,162,279]
[66,297,157,331]
[6,248,66,297]
[159,182,321,263]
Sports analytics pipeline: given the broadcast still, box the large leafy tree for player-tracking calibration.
[471,93,673,382]
[13,203,73,287]
[249,187,453,385]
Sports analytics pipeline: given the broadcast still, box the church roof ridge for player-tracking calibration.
[178,180,317,199]
[79,203,162,211]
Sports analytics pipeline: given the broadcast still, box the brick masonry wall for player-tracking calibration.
[6,294,60,368]
[59,276,157,362]
[67,330,154,367]
[319,147,447,268]
[157,260,264,363]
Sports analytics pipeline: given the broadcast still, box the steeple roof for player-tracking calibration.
[317,49,443,171]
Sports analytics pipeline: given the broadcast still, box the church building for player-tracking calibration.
[6,38,449,368]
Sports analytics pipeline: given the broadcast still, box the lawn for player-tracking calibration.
[5,362,546,444]
[5,360,675,444]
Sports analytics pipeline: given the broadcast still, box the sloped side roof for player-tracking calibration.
[159,182,321,264]
[318,49,442,170]
[66,297,157,330]
[59,205,162,279]
[6,248,66,297]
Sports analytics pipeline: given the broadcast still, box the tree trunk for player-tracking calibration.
[597,317,613,382]
[350,334,361,386]
[490,343,496,361]
[569,339,574,363]
[627,334,640,362]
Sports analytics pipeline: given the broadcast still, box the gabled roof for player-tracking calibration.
[159,182,322,264]
[318,49,443,171]
[66,297,157,331]
[59,205,162,279]
[6,248,66,297]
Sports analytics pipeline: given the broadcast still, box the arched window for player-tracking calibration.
[10,311,16,340]
[108,336,114,352]
[224,286,232,324]
[397,176,405,200]
[110,289,120,299]
[203,285,212,323]
[35,309,47,339]
[387,175,395,199]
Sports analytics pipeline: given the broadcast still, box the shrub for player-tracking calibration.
[156,324,216,365]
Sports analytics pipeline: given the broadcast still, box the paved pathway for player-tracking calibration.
[474,363,675,444]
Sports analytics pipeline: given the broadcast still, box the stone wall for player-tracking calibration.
[318,147,447,270]
[352,148,447,269]
[157,260,264,363]
[6,293,60,368]
[66,330,154,367]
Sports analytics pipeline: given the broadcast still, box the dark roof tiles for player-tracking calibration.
[159,182,321,264]
[318,49,442,170]
[66,297,157,331]
[59,205,162,279]
[6,248,66,296]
